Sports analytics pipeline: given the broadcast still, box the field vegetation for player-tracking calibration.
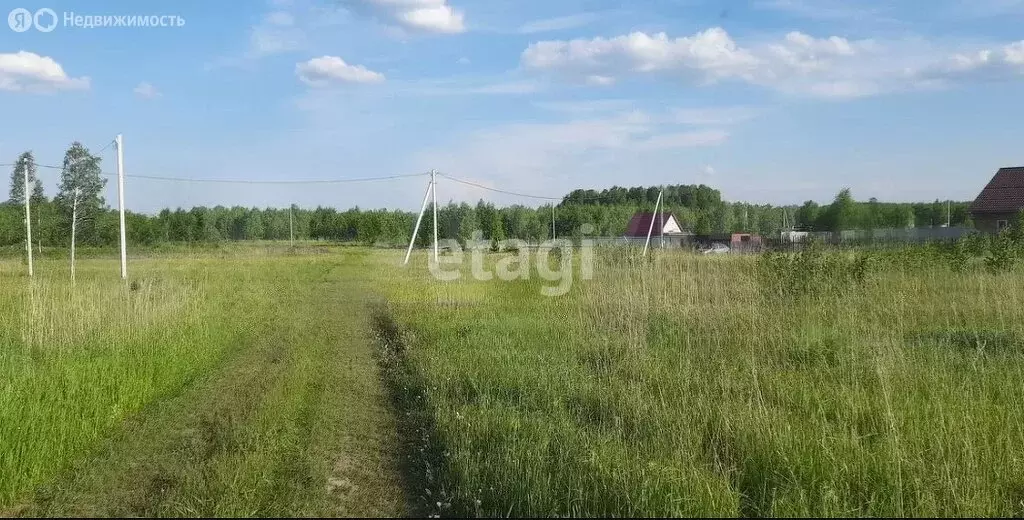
[0,248,405,517]
[4,235,1024,517]
[377,240,1024,517]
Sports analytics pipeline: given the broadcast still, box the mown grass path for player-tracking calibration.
[10,252,408,517]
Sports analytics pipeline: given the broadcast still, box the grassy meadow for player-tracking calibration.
[379,245,1024,517]
[0,246,406,517]
[3,243,1024,517]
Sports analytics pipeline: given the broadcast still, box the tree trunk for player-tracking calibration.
[71,191,78,284]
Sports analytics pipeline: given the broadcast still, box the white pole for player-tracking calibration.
[431,170,438,263]
[115,134,127,280]
[551,205,556,240]
[404,178,434,265]
[660,190,665,249]
[643,190,663,257]
[23,159,33,277]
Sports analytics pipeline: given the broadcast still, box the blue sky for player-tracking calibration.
[1,0,1023,213]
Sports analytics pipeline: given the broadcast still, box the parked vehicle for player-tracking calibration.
[701,243,730,255]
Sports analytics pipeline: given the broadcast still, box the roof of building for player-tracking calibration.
[970,167,1024,215]
[625,212,685,237]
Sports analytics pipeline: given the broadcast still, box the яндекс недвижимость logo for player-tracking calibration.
[8,7,58,32]
[8,7,184,32]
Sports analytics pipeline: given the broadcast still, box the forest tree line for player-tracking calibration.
[2,145,974,249]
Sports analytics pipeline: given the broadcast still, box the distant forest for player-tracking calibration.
[2,150,972,249]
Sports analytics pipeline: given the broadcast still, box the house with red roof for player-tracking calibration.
[969,167,1024,233]
[624,212,687,238]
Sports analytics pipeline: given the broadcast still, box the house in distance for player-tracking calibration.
[624,212,691,246]
[969,167,1024,233]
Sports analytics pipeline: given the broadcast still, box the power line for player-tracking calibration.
[437,172,562,201]
[438,172,658,204]
[117,171,430,185]
[0,163,431,184]
[94,139,115,156]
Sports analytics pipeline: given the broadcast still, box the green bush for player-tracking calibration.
[984,231,1017,274]
[757,239,873,300]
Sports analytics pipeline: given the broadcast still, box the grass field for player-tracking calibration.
[3,244,1024,517]
[0,246,405,517]
[379,247,1024,517]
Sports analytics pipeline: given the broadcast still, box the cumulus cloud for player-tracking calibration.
[0,51,90,93]
[133,81,161,99]
[920,41,1024,82]
[522,27,1024,98]
[521,28,763,83]
[344,0,465,34]
[296,56,385,86]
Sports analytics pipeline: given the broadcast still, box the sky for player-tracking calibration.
[1,0,1023,214]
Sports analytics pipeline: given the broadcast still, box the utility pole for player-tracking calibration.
[643,190,663,257]
[551,204,556,240]
[660,191,665,249]
[23,158,33,277]
[404,176,434,265]
[115,134,127,280]
[431,169,438,263]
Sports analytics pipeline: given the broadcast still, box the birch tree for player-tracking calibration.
[55,143,106,282]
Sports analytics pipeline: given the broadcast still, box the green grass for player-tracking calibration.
[0,246,406,517]
[378,248,1024,517]
[5,244,1024,517]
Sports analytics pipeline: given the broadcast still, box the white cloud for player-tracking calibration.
[346,0,466,34]
[133,81,161,99]
[0,51,90,93]
[522,28,763,84]
[518,13,601,34]
[296,56,385,86]
[920,41,1024,82]
[522,27,1024,98]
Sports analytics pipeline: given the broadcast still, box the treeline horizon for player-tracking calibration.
[3,148,974,249]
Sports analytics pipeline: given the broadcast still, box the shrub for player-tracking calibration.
[985,231,1017,274]
[964,232,989,257]
[948,238,970,273]
[757,239,873,301]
